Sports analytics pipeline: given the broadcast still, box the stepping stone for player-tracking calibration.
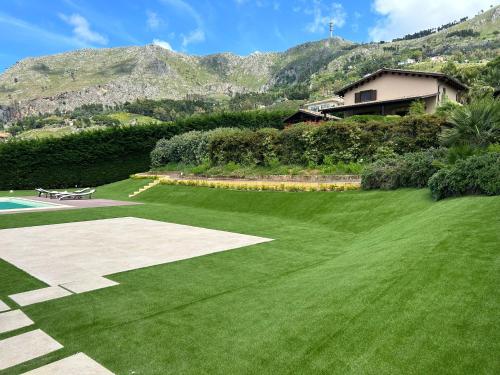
[0,310,34,334]
[0,329,63,371]
[9,286,72,307]
[0,299,10,312]
[22,352,115,374]
[61,276,119,294]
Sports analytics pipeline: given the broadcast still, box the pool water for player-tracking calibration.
[0,198,65,212]
[0,201,34,210]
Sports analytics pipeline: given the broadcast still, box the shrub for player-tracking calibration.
[428,153,500,200]
[435,99,461,118]
[362,149,446,190]
[150,131,206,167]
[440,98,500,148]
[150,115,446,170]
[1,110,288,189]
[208,128,280,166]
[159,177,359,192]
[391,115,444,153]
[278,124,311,165]
[0,123,181,189]
[409,100,426,116]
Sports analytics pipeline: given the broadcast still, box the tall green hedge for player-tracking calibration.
[0,124,179,189]
[151,115,445,168]
[0,111,287,189]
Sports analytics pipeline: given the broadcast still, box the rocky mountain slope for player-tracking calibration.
[0,6,499,121]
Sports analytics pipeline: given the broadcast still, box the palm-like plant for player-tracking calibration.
[441,97,500,148]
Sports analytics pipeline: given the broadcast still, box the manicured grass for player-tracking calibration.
[0,180,499,374]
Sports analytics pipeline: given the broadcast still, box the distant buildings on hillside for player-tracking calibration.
[284,67,468,124]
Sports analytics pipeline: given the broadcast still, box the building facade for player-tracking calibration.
[323,68,467,117]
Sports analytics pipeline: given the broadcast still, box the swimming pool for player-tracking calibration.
[0,198,68,213]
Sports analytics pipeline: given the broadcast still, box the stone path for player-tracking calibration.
[61,276,119,294]
[0,310,34,334]
[22,352,114,374]
[0,217,271,372]
[0,299,10,312]
[10,286,72,307]
[0,329,63,371]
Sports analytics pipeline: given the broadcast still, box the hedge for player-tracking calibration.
[151,115,446,168]
[428,152,500,200]
[0,111,287,189]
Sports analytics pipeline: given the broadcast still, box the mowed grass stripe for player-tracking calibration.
[0,180,498,374]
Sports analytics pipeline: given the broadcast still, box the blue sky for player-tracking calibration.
[0,0,497,71]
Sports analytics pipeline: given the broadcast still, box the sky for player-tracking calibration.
[0,0,498,71]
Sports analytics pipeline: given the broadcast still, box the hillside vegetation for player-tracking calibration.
[0,6,498,120]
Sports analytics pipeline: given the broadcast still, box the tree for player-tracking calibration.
[441,97,500,148]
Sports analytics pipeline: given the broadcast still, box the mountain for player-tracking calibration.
[0,6,499,121]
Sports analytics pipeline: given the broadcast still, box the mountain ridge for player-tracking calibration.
[0,6,499,121]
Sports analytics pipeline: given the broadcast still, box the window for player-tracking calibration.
[355,90,377,103]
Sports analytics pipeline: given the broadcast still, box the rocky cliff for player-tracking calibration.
[0,6,498,121]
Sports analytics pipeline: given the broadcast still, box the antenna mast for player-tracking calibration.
[329,20,334,39]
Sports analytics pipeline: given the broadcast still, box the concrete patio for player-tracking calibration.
[0,217,272,304]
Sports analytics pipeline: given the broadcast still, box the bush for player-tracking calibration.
[362,149,446,190]
[440,98,500,148]
[208,128,280,166]
[391,115,444,153]
[151,131,206,167]
[428,153,500,200]
[1,110,289,189]
[150,115,446,170]
[0,123,180,189]
[409,100,426,116]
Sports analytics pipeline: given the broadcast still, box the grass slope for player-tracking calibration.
[0,180,498,374]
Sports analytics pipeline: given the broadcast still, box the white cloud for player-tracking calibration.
[161,0,205,47]
[161,0,203,25]
[59,13,107,45]
[0,12,88,48]
[146,11,162,29]
[234,0,279,9]
[153,39,173,51]
[369,0,495,41]
[181,28,205,47]
[304,1,346,34]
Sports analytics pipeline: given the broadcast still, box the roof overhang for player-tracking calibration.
[321,94,437,113]
[335,68,468,96]
[284,109,341,122]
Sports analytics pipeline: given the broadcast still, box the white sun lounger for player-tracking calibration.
[36,188,90,198]
[58,189,96,200]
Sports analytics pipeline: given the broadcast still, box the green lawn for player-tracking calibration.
[0,180,499,374]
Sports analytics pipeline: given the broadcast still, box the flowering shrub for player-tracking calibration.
[159,177,359,192]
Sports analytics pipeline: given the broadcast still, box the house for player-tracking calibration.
[0,131,11,142]
[304,96,343,112]
[321,68,467,117]
[283,108,340,125]
[283,96,343,125]
[397,58,416,66]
